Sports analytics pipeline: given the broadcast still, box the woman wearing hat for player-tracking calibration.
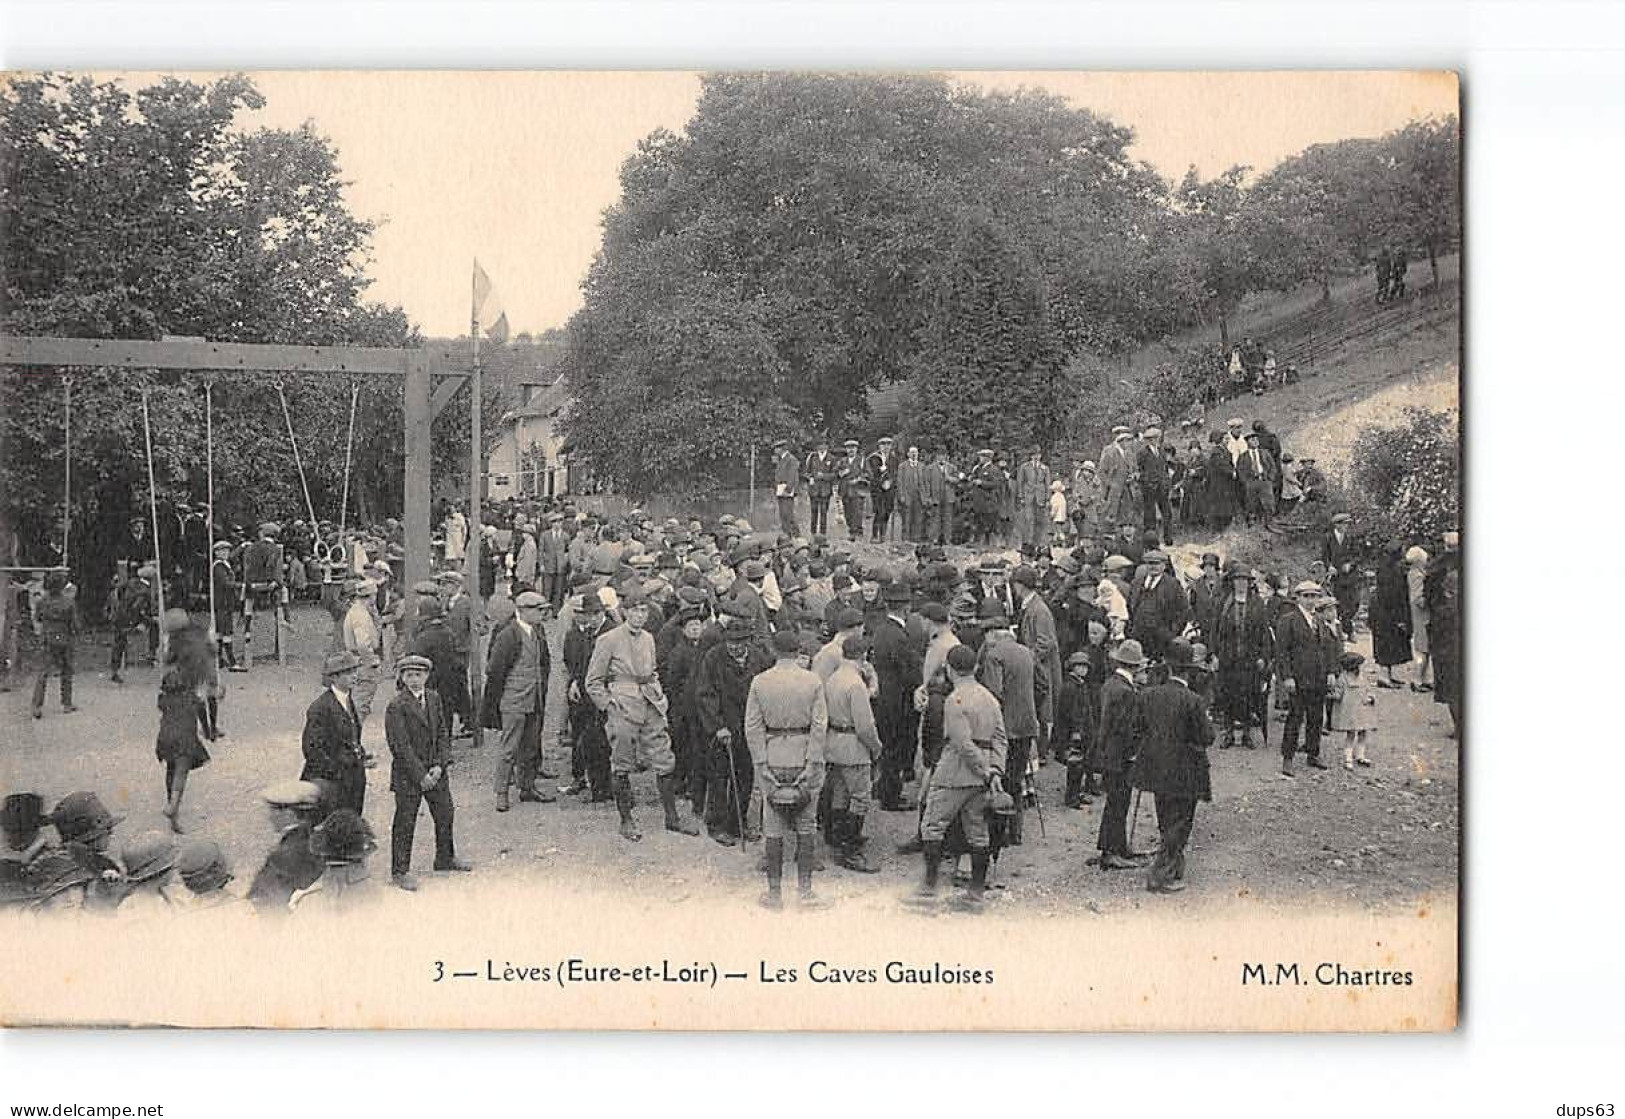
[300,652,367,814]
[1368,541,1413,688]
[33,792,127,912]
[1212,562,1273,749]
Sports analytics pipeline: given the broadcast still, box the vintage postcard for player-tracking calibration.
[0,69,1460,1030]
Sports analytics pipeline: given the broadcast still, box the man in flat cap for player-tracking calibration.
[1136,426,1175,545]
[484,590,555,811]
[773,437,802,537]
[803,437,839,537]
[1322,512,1362,639]
[385,654,470,890]
[835,439,867,540]
[866,436,898,543]
[1098,427,1137,530]
[299,651,367,814]
[247,780,330,914]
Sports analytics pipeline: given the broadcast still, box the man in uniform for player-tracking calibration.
[1275,581,1334,776]
[912,643,1007,911]
[1131,639,1214,893]
[866,436,898,543]
[822,633,883,873]
[836,439,867,540]
[744,629,831,909]
[773,438,802,537]
[483,590,554,811]
[585,589,702,841]
[803,438,839,537]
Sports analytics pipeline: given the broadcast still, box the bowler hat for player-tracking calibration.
[322,651,362,677]
[1164,638,1196,669]
[977,598,1010,626]
[721,615,755,640]
[1110,640,1147,666]
[576,592,604,615]
[309,809,376,865]
[1,793,45,846]
[1009,564,1040,589]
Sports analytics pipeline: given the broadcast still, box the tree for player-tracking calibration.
[1164,166,1262,351]
[1384,116,1460,288]
[560,72,1172,497]
[1244,139,1382,301]
[0,73,422,614]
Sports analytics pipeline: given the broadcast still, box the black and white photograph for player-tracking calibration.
[0,68,1462,1031]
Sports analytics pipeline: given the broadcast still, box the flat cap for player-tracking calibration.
[514,590,547,608]
[261,779,323,808]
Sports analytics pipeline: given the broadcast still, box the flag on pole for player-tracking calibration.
[472,259,509,343]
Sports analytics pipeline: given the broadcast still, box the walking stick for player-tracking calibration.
[722,733,749,854]
[1128,787,1143,848]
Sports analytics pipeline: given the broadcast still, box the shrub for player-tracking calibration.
[1348,408,1459,542]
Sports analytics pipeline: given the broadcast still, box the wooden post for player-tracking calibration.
[403,352,433,643]
[466,288,486,750]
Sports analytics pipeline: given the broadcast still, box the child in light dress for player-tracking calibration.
[1328,650,1376,770]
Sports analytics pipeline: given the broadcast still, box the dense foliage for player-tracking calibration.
[0,74,506,611]
[561,73,1458,499]
[1348,407,1460,542]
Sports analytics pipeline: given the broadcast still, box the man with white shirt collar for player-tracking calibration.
[299,652,367,814]
[1274,581,1335,777]
[385,655,472,891]
[483,591,554,812]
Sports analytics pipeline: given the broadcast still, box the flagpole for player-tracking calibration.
[467,260,485,750]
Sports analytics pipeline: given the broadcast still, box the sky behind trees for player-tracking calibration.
[88,70,1458,337]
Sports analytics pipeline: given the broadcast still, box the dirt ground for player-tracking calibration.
[1,584,1457,918]
[1,320,1461,917]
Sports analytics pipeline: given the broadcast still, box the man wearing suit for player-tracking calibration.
[1015,446,1052,552]
[1097,427,1137,530]
[563,592,613,802]
[1010,564,1061,762]
[1253,421,1285,505]
[1136,427,1175,546]
[1088,639,1148,870]
[967,449,1003,545]
[511,524,539,595]
[836,439,868,540]
[537,512,571,611]
[866,437,898,543]
[870,579,923,811]
[384,655,471,890]
[977,606,1037,847]
[1237,432,1277,529]
[1322,512,1362,638]
[300,651,367,814]
[1128,550,1190,662]
[1130,639,1214,893]
[1275,581,1334,776]
[896,446,928,543]
[483,591,554,811]
[773,438,801,537]
[803,439,839,537]
[435,570,478,736]
[926,452,957,545]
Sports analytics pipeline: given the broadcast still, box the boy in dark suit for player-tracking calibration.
[385,655,471,890]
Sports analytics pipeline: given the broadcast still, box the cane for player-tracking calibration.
[1128,788,1143,848]
[1030,782,1047,840]
[722,733,749,853]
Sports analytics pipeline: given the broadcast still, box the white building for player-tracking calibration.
[487,377,573,500]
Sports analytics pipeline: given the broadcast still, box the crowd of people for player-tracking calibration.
[3,439,1461,915]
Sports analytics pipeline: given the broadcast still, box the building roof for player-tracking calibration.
[510,377,571,421]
